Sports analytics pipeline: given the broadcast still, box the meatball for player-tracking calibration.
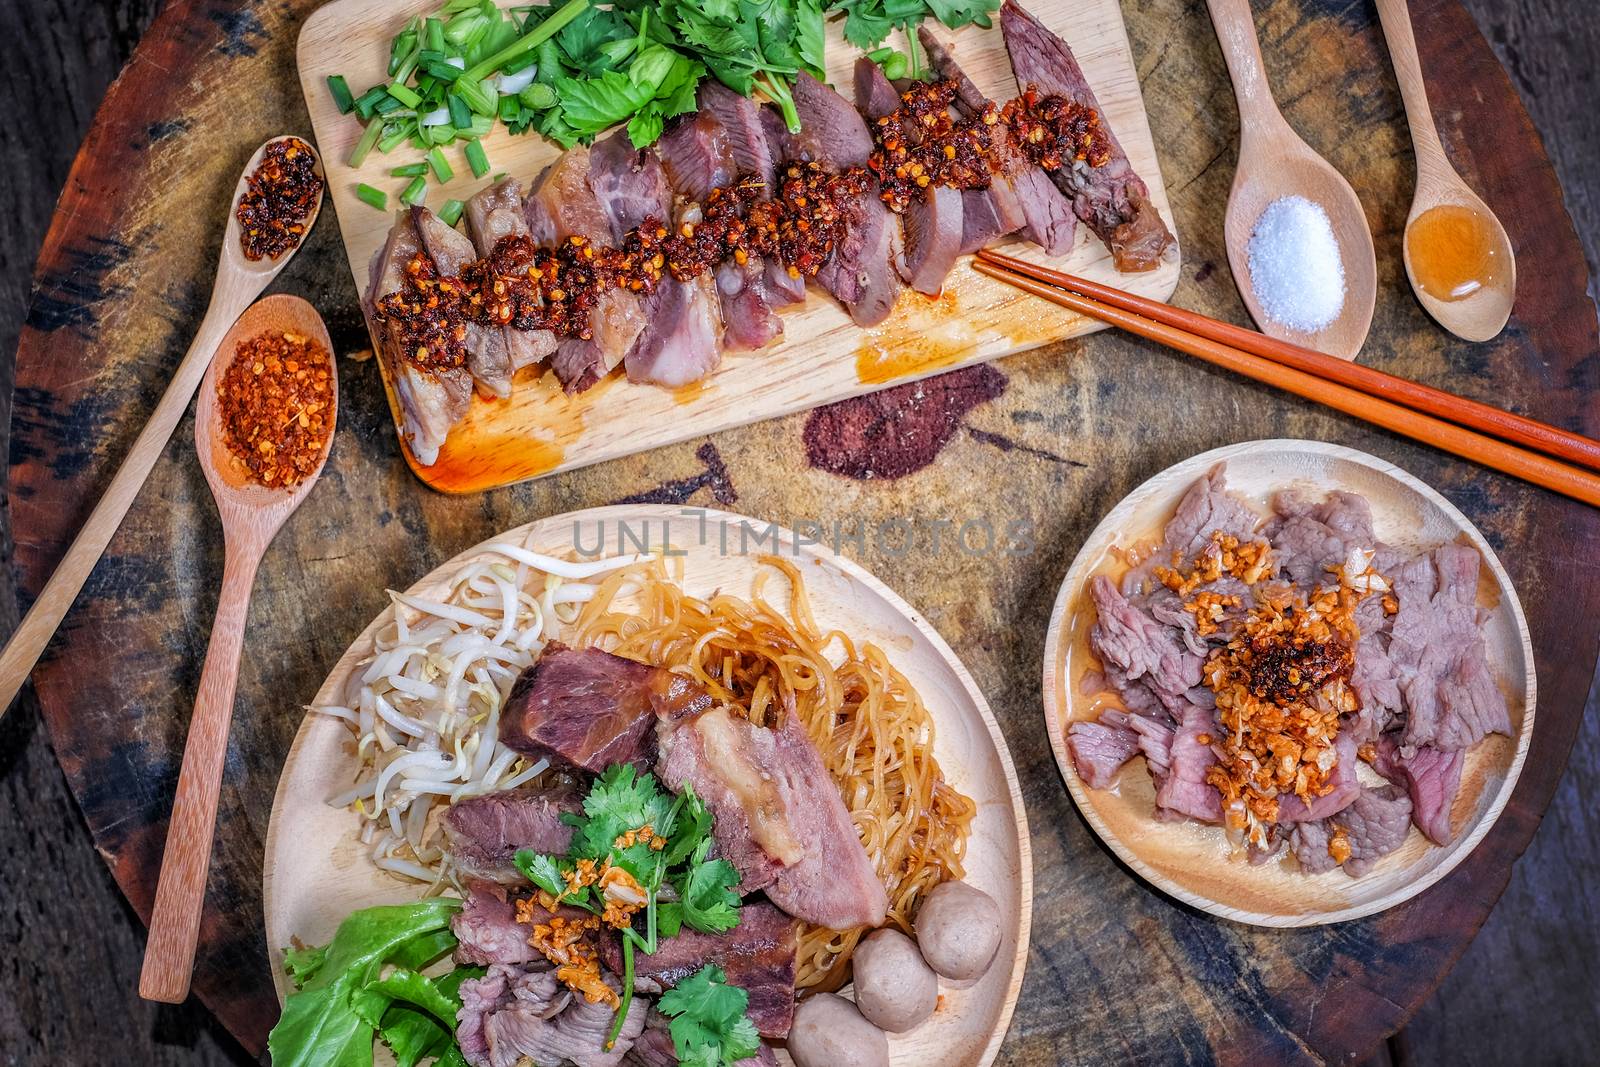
[851,928,939,1032]
[914,880,1003,981]
[788,992,889,1067]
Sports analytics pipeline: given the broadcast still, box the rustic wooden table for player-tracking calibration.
[2,0,1597,1064]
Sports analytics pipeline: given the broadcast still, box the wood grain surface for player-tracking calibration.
[1,1,1597,1066]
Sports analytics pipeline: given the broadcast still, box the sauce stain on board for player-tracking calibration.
[421,432,568,494]
[856,288,977,384]
[413,373,622,492]
[672,379,709,406]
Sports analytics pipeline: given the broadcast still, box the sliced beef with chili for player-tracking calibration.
[855,59,963,296]
[525,146,650,391]
[464,177,558,371]
[412,204,516,398]
[785,72,904,326]
[659,83,790,350]
[583,129,727,387]
[1000,0,1174,270]
[453,880,588,967]
[364,212,472,465]
[917,26,1072,255]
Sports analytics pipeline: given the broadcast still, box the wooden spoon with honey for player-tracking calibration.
[1375,0,1516,341]
[138,293,337,1004]
[0,135,323,718]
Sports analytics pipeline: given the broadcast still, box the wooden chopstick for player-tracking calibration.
[972,258,1600,508]
[976,248,1600,474]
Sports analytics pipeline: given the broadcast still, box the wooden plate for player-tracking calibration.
[263,505,1031,1065]
[294,0,1180,492]
[1041,440,1536,926]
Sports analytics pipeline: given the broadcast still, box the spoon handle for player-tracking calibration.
[0,280,250,717]
[1204,0,1286,135]
[138,534,262,1003]
[1373,0,1450,174]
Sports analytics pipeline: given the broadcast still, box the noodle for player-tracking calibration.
[572,556,977,991]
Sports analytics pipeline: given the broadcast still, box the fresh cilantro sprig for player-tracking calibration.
[514,765,742,1050]
[658,965,763,1067]
[623,0,827,134]
[826,0,1000,78]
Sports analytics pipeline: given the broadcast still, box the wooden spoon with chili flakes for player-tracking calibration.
[0,135,324,717]
[139,293,337,1004]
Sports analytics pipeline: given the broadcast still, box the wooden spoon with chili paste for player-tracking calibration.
[139,294,337,1004]
[0,135,323,717]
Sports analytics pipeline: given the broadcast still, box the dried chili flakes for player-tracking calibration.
[869,80,1005,212]
[236,137,323,261]
[217,331,334,488]
[1002,87,1113,173]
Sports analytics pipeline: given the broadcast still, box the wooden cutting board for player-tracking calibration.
[295,0,1181,492]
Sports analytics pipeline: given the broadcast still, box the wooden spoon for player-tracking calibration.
[0,136,322,718]
[1375,0,1516,341]
[138,294,337,1004]
[1206,0,1378,360]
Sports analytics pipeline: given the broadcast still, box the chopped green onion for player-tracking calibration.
[391,162,429,177]
[387,82,423,108]
[424,16,446,53]
[465,138,490,178]
[427,147,455,182]
[374,94,406,116]
[355,183,388,210]
[400,176,428,205]
[426,60,462,82]
[327,75,355,114]
[379,125,413,153]
[353,85,388,119]
[501,51,538,75]
[455,75,497,116]
[491,172,508,182]
[348,120,383,167]
[461,0,588,85]
[519,82,557,110]
[388,27,418,77]
[447,93,472,130]
[439,198,466,227]
[497,95,520,122]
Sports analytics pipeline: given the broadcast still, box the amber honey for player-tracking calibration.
[1406,204,1503,302]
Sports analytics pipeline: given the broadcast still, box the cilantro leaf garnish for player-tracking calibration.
[516,766,747,1051]
[659,965,764,1066]
[677,839,743,933]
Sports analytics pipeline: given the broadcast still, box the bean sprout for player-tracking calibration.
[309,532,644,887]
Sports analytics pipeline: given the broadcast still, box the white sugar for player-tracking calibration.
[1245,195,1346,333]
